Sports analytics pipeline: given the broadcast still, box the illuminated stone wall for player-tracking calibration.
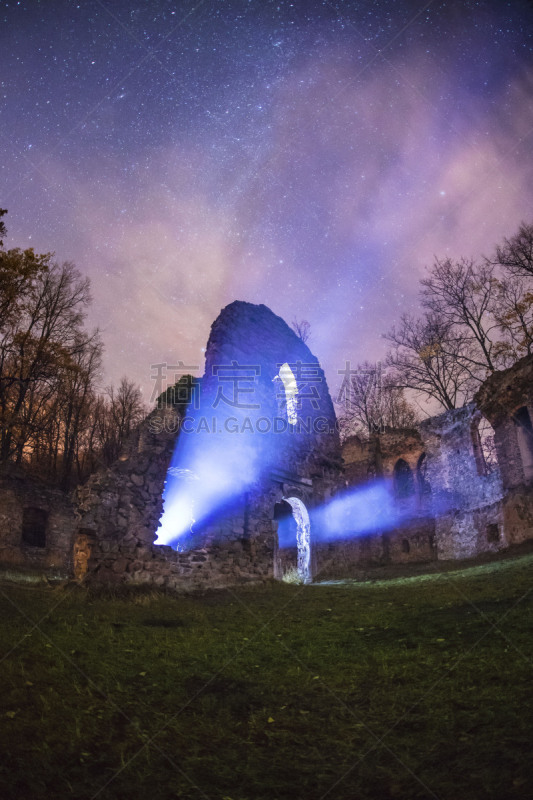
[418,404,504,560]
[74,301,343,588]
[75,403,179,546]
[339,355,533,567]
[2,318,531,588]
[195,301,342,584]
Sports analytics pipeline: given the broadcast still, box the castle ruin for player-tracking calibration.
[1,301,532,588]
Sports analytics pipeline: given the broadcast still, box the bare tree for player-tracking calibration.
[336,360,418,438]
[101,377,147,464]
[0,260,92,462]
[491,276,533,360]
[380,379,419,429]
[420,257,502,378]
[494,220,533,280]
[58,332,103,489]
[291,319,311,343]
[0,209,7,248]
[385,313,470,410]
[0,223,150,486]
[0,247,51,332]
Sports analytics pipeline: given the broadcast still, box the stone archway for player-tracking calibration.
[393,458,415,499]
[275,496,312,584]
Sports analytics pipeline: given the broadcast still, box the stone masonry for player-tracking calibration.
[1,310,532,588]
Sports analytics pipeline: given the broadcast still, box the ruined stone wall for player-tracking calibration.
[76,404,179,546]
[475,354,533,490]
[313,517,437,579]
[233,351,533,576]
[341,436,371,485]
[162,300,342,585]
[73,402,187,585]
[80,506,273,591]
[339,404,508,565]
[0,470,77,577]
[378,428,425,479]
[77,301,342,588]
[501,489,533,547]
[475,354,533,546]
[419,405,503,511]
[338,427,435,571]
[342,428,425,486]
[5,311,530,588]
[201,300,340,463]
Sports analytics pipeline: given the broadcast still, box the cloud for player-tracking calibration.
[24,36,533,402]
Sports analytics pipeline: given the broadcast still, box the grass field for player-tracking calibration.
[1,554,533,800]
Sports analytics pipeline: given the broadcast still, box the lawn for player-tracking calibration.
[1,554,533,799]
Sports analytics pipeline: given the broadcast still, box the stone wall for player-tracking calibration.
[340,370,533,566]
[475,354,533,490]
[78,507,273,591]
[195,301,342,584]
[313,517,437,579]
[76,403,180,546]
[75,349,533,586]
[339,426,436,569]
[475,354,533,546]
[2,315,532,588]
[342,428,425,486]
[75,301,342,588]
[0,469,77,578]
[418,404,505,560]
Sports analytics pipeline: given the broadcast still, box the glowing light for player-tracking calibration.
[275,362,298,425]
[284,496,311,583]
[309,479,453,543]
[156,407,260,548]
[156,468,198,546]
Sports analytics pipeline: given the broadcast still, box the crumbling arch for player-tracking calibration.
[513,406,533,482]
[274,500,297,547]
[393,459,415,499]
[284,496,311,583]
[471,413,498,476]
[274,496,311,583]
[274,363,299,425]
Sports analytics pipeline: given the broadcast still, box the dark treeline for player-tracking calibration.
[0,210,146,489]
[338,219,533,438]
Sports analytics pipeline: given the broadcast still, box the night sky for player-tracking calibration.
[2,0,533,403]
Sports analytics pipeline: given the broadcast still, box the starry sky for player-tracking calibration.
[2,0,533,404]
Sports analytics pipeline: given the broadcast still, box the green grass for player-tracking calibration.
[1,554,533,799]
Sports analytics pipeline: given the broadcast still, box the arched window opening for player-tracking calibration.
[274,363,298,425]
[21,507,47,548]
[276,497,311,583]
[401,538,410,554]
[472,415,498,476]
[416,453,431,497]
[513,407,533,482]
[393,459,415,499]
